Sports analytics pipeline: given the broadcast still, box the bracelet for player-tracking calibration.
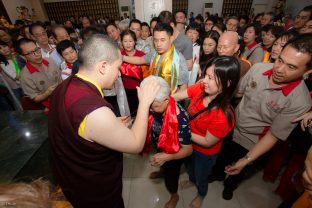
[244,154,253,165]
[121,55,125,62]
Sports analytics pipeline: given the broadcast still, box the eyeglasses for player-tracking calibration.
[23,47,41,56]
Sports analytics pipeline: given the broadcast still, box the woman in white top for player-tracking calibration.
[0,40,23,101]
[185,22,201,85]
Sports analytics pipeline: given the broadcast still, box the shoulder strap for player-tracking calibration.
[246,44,260,60]
[189,106,209,120]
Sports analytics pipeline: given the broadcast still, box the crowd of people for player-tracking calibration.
[1,4,312,208]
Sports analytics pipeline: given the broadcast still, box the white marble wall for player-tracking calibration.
[134,0,172,23]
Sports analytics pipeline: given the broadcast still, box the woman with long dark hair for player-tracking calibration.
[173,56,240,207]
[199,30,220,76]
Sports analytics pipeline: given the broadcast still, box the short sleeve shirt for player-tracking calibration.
[174,33,193,61]
[234,62,312,150]
[152,103,191,148]
[60,61,72,80]
[20,58,62,99]
[241,42,264,65]
[187,83,234,155]
[39,44,63,67]
[144,49,189,85]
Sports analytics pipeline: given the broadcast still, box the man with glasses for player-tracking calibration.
[17,38,62,107]
[225,16,239,32]
[29,22,62,67]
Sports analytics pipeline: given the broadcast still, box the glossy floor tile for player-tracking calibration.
[122,153,282,208]
[0,111,49,182]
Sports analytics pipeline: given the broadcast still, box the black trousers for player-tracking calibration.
[211,135,269,191]
[162,159,184,194]
[211,135,249,191]
[125,89,138,116]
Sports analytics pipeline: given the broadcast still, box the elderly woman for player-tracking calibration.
[141,75,192,208]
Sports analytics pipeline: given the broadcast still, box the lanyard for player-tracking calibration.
[11,58,21,77]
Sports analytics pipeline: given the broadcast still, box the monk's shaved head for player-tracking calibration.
[79,34,120,69]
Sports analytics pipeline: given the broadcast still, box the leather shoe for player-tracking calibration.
[222,188,233,200]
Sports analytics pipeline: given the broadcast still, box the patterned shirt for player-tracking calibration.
[136,38,151,54]
[152,103,191,148]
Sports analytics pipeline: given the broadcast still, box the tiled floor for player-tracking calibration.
[122,153,282,208]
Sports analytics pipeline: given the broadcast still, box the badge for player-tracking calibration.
[250,81,257,89]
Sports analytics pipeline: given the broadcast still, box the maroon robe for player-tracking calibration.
[48,75,124,208]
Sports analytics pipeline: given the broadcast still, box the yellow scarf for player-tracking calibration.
[263,51,271,62]
[151,44,180,93]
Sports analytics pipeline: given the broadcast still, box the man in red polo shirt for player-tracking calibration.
[210,34,312,200]
[17,38,61,107]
